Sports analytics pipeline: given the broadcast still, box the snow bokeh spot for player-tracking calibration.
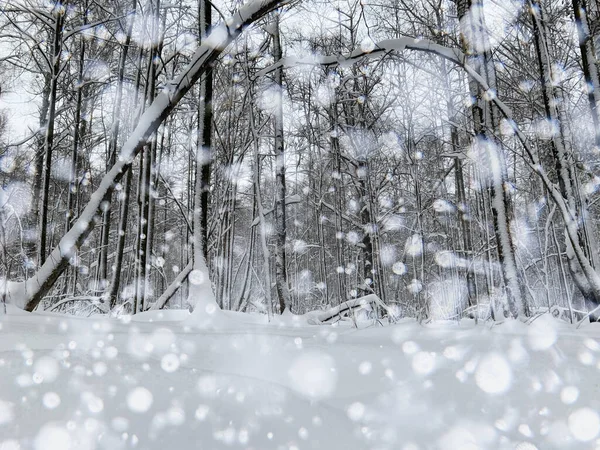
[203,26,228,50]
[197,375,218,398]
[33,356,60,384]
[402,341,419,355]
[195,404,210,421]
[560,386,579,405]
[412,352,436,375]
[127,387,153,413]
[347,402,365,421]
[42,392,61,410]
[0,182,32,217]
[392,262,407,275]
[81,392,104,414]
[288,352,337,399]
[0,400,14,425]
[189,270,206,285]
[568,407,600,441]
[161,353,180,373]
[475,353,512,395]
[527,316,557,351]
[358,361,372,375]
[360,37,375,53]
[34,423,71,450]
[404,234,423,257]
[408,279,423,295]
[167,406,186,426]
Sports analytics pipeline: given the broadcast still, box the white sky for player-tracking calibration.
[0,66,39,142]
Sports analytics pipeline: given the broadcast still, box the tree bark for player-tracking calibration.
[199,0,213,260]
[573,0,600,147]
[38,6,65,266]
[272,11,290,313]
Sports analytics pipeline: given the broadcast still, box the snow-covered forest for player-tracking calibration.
[1,0,600,448]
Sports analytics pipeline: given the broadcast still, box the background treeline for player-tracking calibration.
[1,0,600,321]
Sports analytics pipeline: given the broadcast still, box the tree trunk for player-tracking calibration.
[199,0,213,260]
[66,30,86,232]
[272,12,290,313]
[29,71,51,268]
[99,0,137,302]
[573,0,600,147]
[38,7,65,266]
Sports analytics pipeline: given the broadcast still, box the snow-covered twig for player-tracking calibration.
[47,296,108,314]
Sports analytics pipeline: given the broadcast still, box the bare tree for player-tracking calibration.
[4,0,293,312]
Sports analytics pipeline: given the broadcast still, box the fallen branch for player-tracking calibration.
[308,294,395,325]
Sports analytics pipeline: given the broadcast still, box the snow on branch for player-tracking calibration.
[47,296,109,314]
[255,37,463,78]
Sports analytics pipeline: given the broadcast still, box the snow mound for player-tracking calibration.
[0,312,599,449]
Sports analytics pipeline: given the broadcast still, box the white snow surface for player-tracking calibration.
[1,308,600,449]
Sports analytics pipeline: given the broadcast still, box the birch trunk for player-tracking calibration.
[272,12,290,313]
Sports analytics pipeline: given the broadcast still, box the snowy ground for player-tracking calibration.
[1,308,600,449]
